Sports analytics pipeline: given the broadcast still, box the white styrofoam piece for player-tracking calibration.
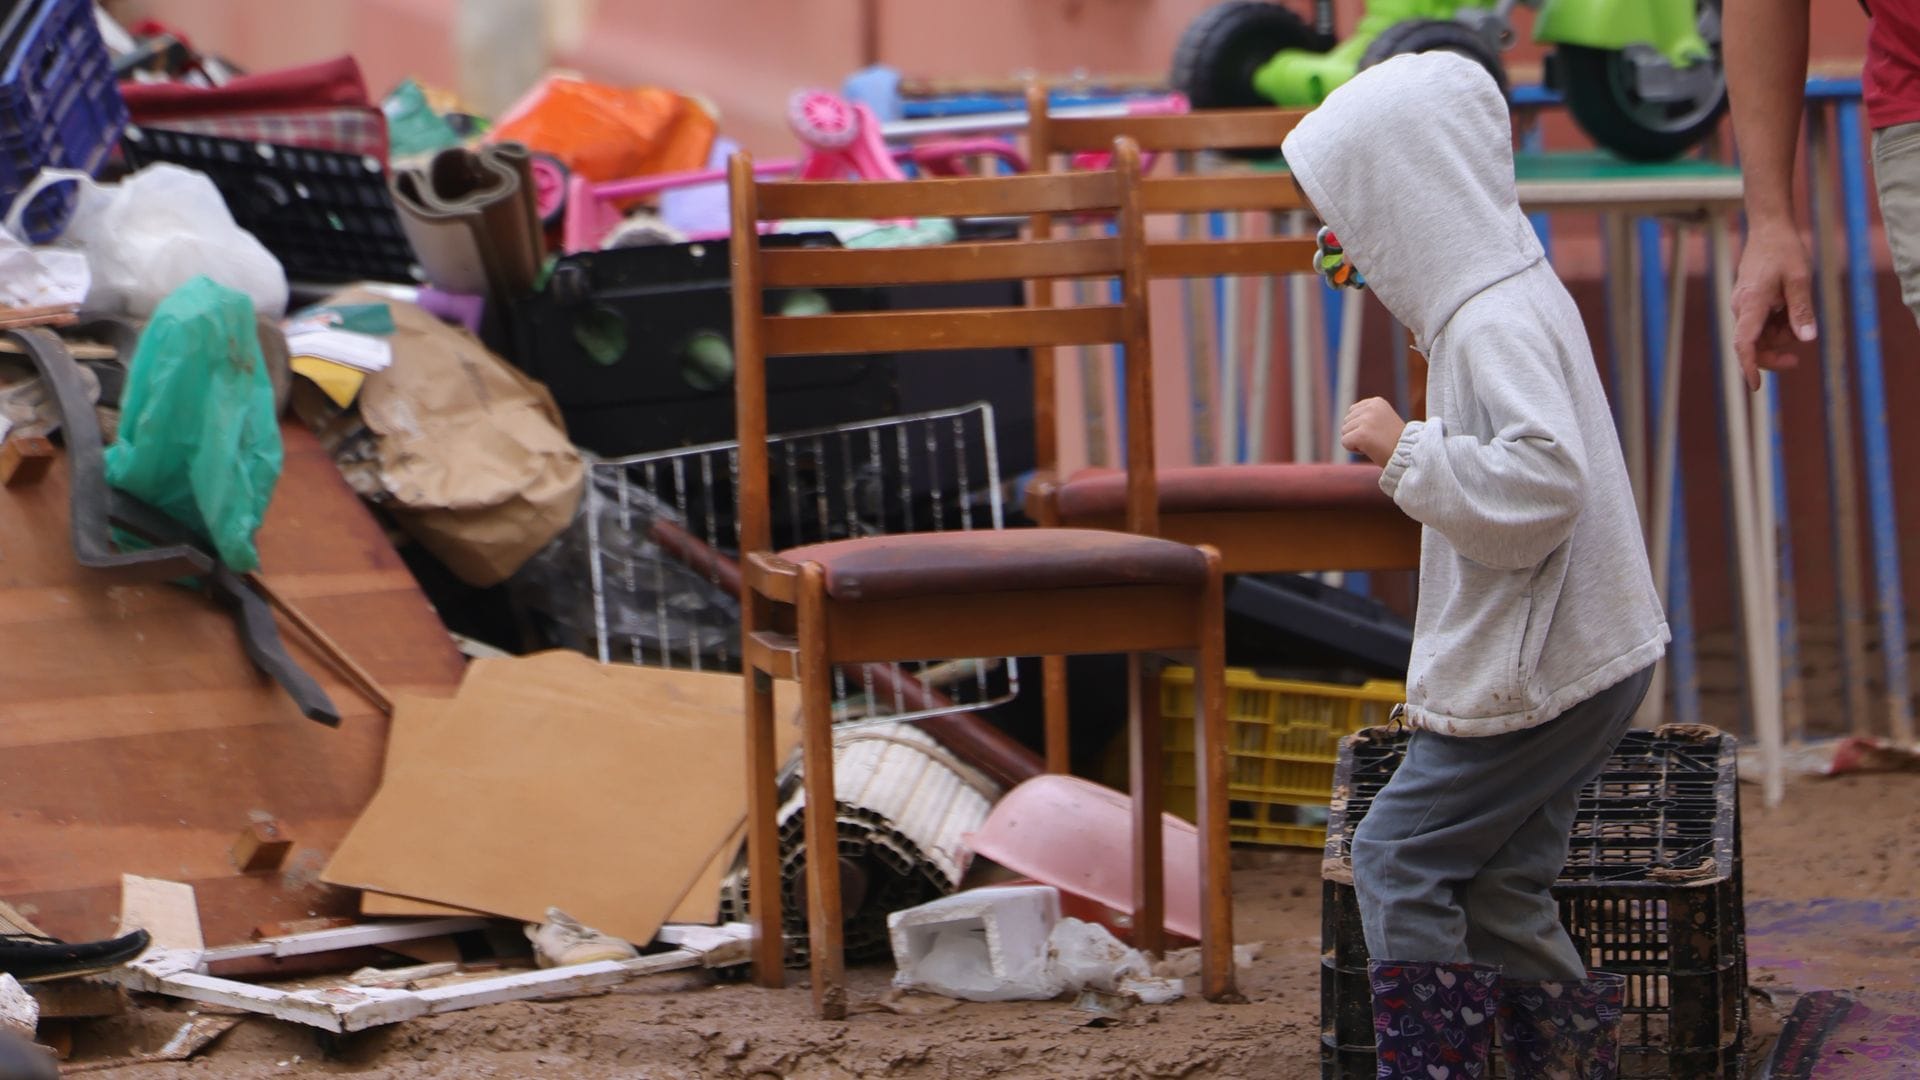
[888,885,1063,1002]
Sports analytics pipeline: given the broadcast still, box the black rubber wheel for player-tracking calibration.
[1359,19,1510,99]
[1555,0,1724,161]
[1171,1,1331,111]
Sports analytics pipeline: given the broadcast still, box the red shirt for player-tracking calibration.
[1867,0,1920,128]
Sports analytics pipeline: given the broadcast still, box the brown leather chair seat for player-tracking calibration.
[778,528,1208,602]
[1055,462,1393,521]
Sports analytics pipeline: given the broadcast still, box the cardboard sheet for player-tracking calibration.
[325,652,794,945]
[357,693,760,925]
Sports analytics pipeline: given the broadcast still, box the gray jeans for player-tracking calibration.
[1350,666,1652,981]
[1876,122,1920,323]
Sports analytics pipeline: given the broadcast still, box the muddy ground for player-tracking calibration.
[58,762,1920,1079]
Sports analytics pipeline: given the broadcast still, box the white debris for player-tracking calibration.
[889,886,1185,1005]
[0,975,36,1037]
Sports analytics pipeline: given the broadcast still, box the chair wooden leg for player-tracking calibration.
[797,565,847,1020]
[1195,548,1239,1002]
[1042,654,1071,773]
[1128,651,1167,958]
[745,666,784,988]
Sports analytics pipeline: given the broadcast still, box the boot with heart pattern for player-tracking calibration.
[1495,972,1626,1080]
[1368,959,1501,1080]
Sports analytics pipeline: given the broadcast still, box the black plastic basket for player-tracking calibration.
[118,124,419,284]
[1320,726,1747,1079]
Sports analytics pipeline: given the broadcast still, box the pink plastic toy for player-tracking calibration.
[556,89,1190,253]
[788,90,906,182]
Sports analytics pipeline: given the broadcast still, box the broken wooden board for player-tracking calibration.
[324,656,793,946]
[111,923,750,1033]
[0,423,465,944]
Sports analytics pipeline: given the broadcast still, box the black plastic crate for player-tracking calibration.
[1320,726,1746,1079]
[118,124,419,284]
[1225,572,1413,677]
[506,219,1037,468]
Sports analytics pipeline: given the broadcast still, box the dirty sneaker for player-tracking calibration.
[525,908,637,968]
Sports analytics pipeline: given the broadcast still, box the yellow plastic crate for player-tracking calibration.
[1160,667,1405,848]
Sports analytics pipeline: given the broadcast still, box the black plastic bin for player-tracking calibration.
[504,221,1037,473]
[1320,726,1747,1079]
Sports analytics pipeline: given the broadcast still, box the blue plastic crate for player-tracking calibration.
[0,0,127,242]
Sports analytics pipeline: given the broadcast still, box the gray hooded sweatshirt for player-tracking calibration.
[1280,52,1668,737]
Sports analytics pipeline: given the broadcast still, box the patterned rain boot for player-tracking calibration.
[1495,972,1626,1080]
[1369,959,1501,1080]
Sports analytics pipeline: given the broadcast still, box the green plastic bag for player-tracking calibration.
[104,277,283,572]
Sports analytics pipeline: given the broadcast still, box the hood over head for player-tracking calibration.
[1280,52,1543,351]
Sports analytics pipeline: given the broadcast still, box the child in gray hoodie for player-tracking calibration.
[1281,52,1669,1080]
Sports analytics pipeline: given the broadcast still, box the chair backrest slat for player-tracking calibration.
[1148,238,1320,279]
[760,236,1122,289]
[1141,173,1308,214]
[729,138,1158,554]
[763,305,1129,357]
[1039,109,1304,154]
[754,169,1122,222]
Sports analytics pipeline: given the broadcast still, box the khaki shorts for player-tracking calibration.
[1874,122,1920,322]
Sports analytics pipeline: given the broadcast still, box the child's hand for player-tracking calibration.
[1341,397,1406,468]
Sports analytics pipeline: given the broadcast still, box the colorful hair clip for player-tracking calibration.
[1315,226,1365,291]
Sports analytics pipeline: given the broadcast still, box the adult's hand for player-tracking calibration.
[1730,221,1816,391]
[1724,0,1817,391]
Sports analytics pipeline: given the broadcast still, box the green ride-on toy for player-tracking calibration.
[1172,0,1724,161]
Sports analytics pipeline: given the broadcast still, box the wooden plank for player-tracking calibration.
[760,236,1121,288]
[199,917,491,964]
[1141,174,1307,214]
[117,876,204,956]
[0,424,464,944]
[231,819,294,874]
[1045,109,1305,153]
[754,168,1120,221]
[0,435,55,487]
[1146,239,1317,279]
[0,337,114,360]
[763,305,1125,357]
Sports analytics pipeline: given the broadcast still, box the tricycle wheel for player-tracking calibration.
[1359,19,1510,100]
[1555,0,1725,162]
[1171,1,1330,111]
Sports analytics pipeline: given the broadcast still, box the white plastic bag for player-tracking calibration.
[4,165,288,319]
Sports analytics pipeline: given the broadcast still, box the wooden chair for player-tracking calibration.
[1024,88,1423,773]
[728,138,1236,1019]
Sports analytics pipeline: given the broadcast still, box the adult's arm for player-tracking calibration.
[1725,0,1818,389]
